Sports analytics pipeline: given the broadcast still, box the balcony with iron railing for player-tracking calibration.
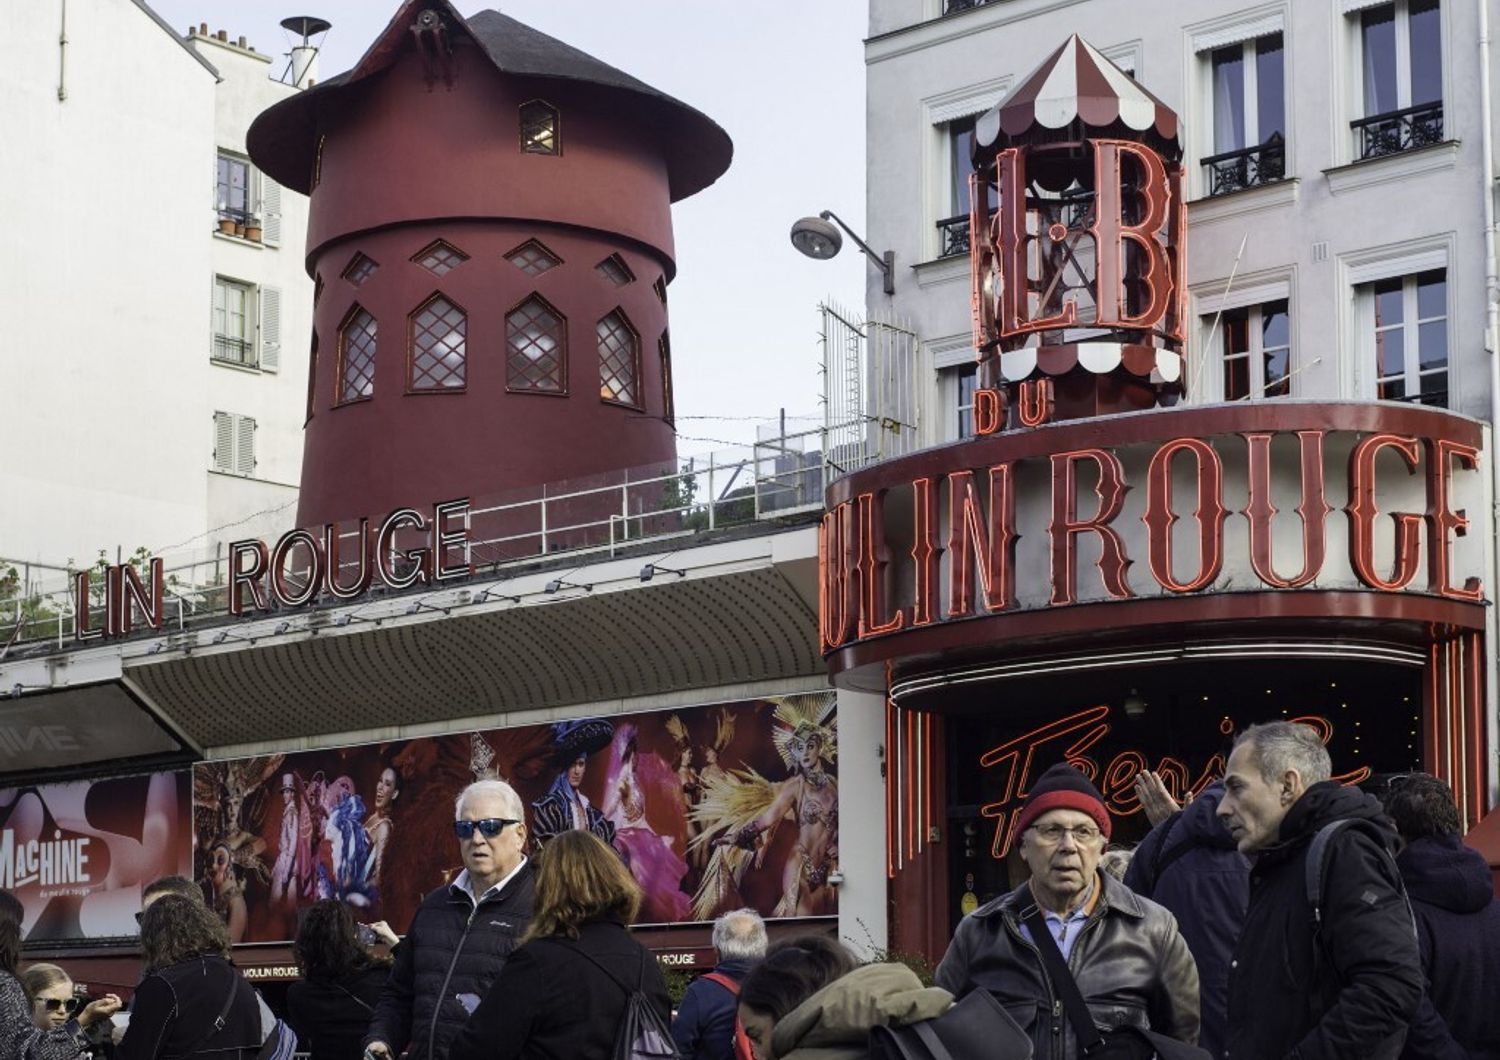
[1352,101,1444,161]
[943,0,997,12]
[1201,133,1286,197]
[212,335,256,368]
[936,214,970,258]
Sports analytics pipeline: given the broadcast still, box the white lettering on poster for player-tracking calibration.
[0,830,91,889]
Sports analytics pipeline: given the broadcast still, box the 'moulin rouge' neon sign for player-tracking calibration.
[978,704,1370,858]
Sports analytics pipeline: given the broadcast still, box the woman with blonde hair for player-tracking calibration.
[0,891,121,1059]
[448,829,670,1060]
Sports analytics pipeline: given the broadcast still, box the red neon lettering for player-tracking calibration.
[375,508,430,590]
[323,520,373,601]
[271,529,326,609]
[1142,437,1226,594]
[946,465,1018,618]
[974,388,1004,435]
[432,498,473,582]
[996,148,1077,336]
[73,570,102,642]
[1049,449,1131,605]
[1016,380,1054,428]
[910,478,939,627]
[1091,139,1173,330]
[228,539,270,616]
[1347,434,1423,591]
[1244,431,1331,589]
[857,491,906,637]
[117,558,164,635]
[1425,438,1482,601]
[818,502,858,651]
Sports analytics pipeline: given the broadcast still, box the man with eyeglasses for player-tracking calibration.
[364,779,535,1060]
[936,762,1201,1059]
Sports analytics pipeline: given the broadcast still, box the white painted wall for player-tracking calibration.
[866,0,1497,431]
[0,0,216,568]
[837,686,890,956]
[0,4,312,584]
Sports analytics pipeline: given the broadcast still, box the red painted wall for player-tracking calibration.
[295,44,681,528]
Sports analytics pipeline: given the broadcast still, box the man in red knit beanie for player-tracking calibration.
[936,762,1202,1060]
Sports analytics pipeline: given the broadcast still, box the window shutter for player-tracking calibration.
[236,415,257,476]
[259,286,282,372]
[213,412,234,472]
[261,177,282,246]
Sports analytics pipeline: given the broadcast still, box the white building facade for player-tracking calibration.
[0,1,311,589]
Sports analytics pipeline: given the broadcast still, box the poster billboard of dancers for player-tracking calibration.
[191,691,837,943]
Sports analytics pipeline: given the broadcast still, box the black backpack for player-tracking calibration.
[549,941,679,1060]
[868,987,1033,1059]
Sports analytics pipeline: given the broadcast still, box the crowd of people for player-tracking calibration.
[2,721,1497,1060]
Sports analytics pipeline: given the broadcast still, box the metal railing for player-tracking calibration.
[943,0,996,12]
[1352,101,1444,160]
[212,335,255,367]
[1201,135,1286,197]
[0,418,874,649]
[936,214,970,258]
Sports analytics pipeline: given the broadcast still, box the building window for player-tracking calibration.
[596,253,635,287]
[597,310,640,406]
[520,100,560,155]
[338,305,378,404]
[307,332,319,422]
[212,411,256,476]
[653,276,668,305]
[312,135,326,190]
[1372,269,1447,405]
[1203,34,1285,196]
[659,330,674,424]
[212,277,255,367]
[216,153,254,225]
[1215,300,1291,400]
[937,116,988,258]
[506,295,566,394]
[408,295,467,391]
[1353,0,1442,159]
[506,239,561,276]
[412,239,469,277]
[955,365,978,438]
[342,252,379,286]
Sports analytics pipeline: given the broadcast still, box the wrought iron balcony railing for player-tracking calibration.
[1201,135,1286,197]
[1352,101,1444,161]
[936,214,970,258]
[212,335,256,368]
[943,0,997,13]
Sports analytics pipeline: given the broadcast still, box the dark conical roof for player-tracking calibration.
[247,1,732,201]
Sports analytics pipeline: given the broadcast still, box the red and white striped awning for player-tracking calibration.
[975,35,1179,154]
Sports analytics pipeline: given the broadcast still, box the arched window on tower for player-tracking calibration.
[507,295,567,394]
[597,310,639,407]
[408,294,467,392]
[520,100,560,155]
[338,305,378,404]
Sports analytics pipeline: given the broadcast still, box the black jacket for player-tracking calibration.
[934,872,1200,1060]
[365,862,535,1060]
[671,958,755,1060]
[117,955,263,1060]
[1225,782,1423,1060]
[287,964,389,1060]
[1124,782,1248,1060]
[1396,833,1500,1060]
[447,918,671,1060]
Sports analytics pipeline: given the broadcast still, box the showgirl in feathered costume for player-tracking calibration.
[318,781,376,908]
[689,693,838,920]
[602,723,691,922]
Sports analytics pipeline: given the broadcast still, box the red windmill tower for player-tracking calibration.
[249,2,731,537]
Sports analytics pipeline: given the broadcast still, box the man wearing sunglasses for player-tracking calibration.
[365,779,535,1060]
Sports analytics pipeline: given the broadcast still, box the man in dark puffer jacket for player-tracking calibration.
[1378,773,1500,1060]
[365,780,535,1060]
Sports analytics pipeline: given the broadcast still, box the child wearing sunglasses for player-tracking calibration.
[2,890,121,1060]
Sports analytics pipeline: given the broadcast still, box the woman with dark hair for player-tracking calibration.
[447,829,670,1060]
[116,894,263,1060]
[1,890,120,1059]
[286,900,391,1060]
[737,936,951,1060]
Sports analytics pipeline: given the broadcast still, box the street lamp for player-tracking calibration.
[790,210,895,295]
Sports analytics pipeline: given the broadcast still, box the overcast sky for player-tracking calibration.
[149,0,869,450]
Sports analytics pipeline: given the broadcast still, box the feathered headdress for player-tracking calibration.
[665,714,689,749]
[769,693,836,769]
[712,707,736,754]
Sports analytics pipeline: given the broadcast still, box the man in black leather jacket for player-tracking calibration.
[1217,722,1422,1060]
[936,763,1200,1059]
[364,780,536,1060]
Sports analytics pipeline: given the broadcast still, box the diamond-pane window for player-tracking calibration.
[506,239,561,276]
[507,296,566,394]
[409,295,467,391]
[597,310,639,406]
[339,306,378,404]
[653,276,667,305]
[342,252,380,286]
[412,239,469,276]
[596,253,634,287]
[520,100,559,155]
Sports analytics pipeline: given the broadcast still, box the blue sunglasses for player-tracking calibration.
[453,818,520,840]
